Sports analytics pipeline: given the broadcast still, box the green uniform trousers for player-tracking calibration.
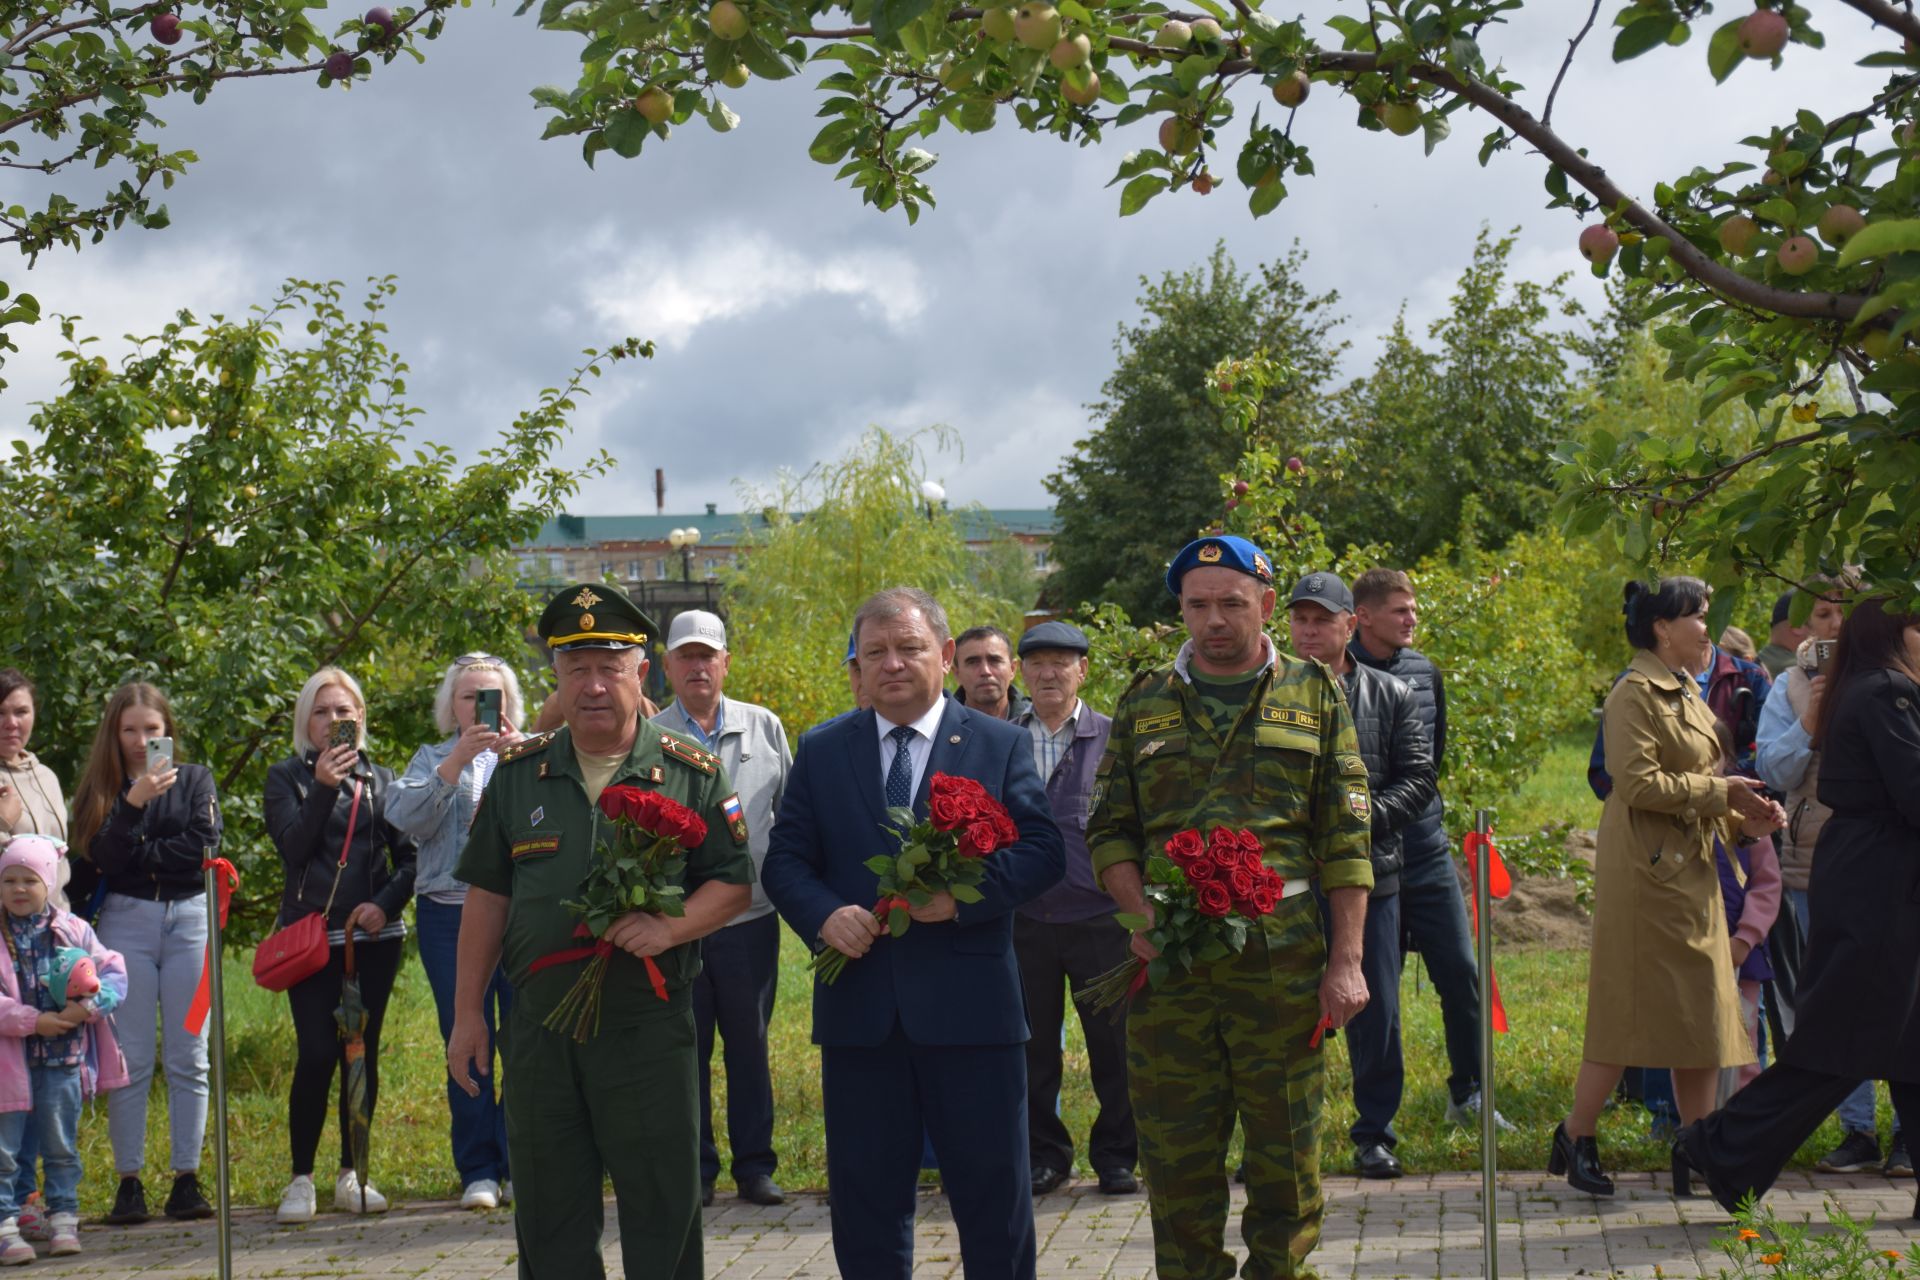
[1128,892,1328,1280]
[501,990,702,1280]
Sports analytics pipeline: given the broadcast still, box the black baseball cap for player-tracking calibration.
[1286,571,1354,614]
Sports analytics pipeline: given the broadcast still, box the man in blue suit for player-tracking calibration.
[762,587,1066,1280]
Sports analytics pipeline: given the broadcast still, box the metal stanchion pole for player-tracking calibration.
[202,854,233,1280]
[1474,808,1498,1280]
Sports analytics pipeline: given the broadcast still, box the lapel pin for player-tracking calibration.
[949,734,962,744]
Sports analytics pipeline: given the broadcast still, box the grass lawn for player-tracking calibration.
[71,930,1886,1214]
[1494,728,1603,839]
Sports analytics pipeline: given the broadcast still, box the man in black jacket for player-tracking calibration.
[1287,572,1436,1178]
[1349,567,1509,1135]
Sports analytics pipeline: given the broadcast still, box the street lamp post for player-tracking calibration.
[919,480,946,522]
[668,526,702,582]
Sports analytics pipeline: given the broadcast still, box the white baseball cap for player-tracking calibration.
[666,610,728,652]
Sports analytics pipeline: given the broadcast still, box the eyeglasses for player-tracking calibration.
[453,653,504,667]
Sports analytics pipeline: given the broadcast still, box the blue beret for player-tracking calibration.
[1166,535,1275,596]
[843,627,858,665]
[1017,620,1090,657]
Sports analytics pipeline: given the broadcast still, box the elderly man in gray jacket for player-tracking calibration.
[652,610,794,1208]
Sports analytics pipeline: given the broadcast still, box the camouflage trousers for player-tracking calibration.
[1127,892,1327,1280]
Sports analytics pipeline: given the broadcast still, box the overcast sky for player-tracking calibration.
[0,3,1892,513]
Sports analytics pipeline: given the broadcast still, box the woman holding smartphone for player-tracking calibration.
[387,654,523,1211]
[68,682,222,1226]
[265,667,417,1224]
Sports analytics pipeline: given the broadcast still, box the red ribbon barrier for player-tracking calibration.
[185,858,238,1036]
[527,923,667,1000]
[1460,831,1511,1034]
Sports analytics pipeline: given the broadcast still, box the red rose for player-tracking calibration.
[1238,848,1265,875]
[629,789,665,828]
[1195,880,1233,917]
[1182,856,1215,883]
[1236,828,1262,856]
[1262,869,1286,896]
[1165,829,1204,861]
[928,776,971,829]
[1227,867,1256,900]
[1206,825,1238,853]
[1250,884,1279,914]
[599,785,647,823]
[992,811,1018,846]
[962,820,1001,857]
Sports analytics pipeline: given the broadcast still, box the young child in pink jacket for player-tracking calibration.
[0,835,128,1264]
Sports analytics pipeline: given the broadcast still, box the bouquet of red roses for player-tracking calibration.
[530,784,707,1041]
[810,772,1020,984]
[1077,825,1287,1019]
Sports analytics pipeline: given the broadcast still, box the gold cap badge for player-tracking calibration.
[1197,543,1223,563]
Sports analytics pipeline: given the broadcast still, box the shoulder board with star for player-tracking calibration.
[498,731,556,765]
[659,732,719,775]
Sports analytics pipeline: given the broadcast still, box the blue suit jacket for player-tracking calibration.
[762,698,1065,1048]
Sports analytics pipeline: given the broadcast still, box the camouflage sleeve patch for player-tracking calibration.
[1338,753,1368,778]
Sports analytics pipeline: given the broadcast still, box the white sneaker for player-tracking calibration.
[1445,1089,1516,1133]
[277,1175,317,1224]
[459,1179,500,1211]
[47,1212,79,1257]
[0,1219,32,1267]
[333,1169,389,1214]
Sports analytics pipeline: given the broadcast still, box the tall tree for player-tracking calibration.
[1043,243,1343,621]
[1317,229,1581,560]
[720,426,1026,734]
[0,277,638,937]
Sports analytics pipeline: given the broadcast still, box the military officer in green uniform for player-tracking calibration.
[1087,535,1375,1280]
[447,584,754,1280]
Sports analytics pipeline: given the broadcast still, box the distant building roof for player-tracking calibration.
[526,507,1057,548]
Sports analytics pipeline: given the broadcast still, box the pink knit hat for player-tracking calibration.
[0,834,64,890]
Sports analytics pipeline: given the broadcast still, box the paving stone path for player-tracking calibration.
[23,1171,1916,1278]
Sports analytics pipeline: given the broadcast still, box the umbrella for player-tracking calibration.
[334,924,372,1213]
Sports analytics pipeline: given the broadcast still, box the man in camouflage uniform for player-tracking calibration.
[1087,535,1375,1280]
[447,583,755,1280]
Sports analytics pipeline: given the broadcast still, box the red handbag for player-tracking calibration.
[252,779,363,992]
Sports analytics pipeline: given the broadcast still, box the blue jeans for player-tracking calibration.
[8,1123,34,1204]
[0,1066,82,1218]
[692,912,779,1185]
[1788,886,1898,1140]
[1398,820,1484,1105]
[416,897,511,1185]
[1323,890,1403,1149]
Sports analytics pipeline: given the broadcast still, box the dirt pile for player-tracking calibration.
[1455,828,1595,950]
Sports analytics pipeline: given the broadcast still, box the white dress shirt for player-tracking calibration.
[876,696,949,801]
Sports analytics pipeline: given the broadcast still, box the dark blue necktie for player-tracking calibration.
[885,725,917,810]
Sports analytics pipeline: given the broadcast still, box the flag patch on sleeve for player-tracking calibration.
[721,793,748,845]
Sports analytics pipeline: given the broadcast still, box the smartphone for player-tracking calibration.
[475,687,502,732]
[145,736,174,775]
[328,719,358,750]
[1813,639,1836,674]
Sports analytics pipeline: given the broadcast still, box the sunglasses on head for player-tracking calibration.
[454,653,504,667]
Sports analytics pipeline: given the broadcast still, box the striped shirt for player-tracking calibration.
[1025,700,1081,784]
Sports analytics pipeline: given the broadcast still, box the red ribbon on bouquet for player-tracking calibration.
[1460,831,1511,1034]
[184,858,239,1036]
[527,922,667,1001]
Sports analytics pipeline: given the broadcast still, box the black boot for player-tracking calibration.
[105,1176,150,1225]
[1669,1139,1695,1198]
[1548,1122,1615,1196]
[165,1172,214,1221]
[1673,1124,1742,1215]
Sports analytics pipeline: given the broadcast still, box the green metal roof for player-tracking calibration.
[525,507,1057,548]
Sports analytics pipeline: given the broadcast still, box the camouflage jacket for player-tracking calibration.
[1087,634,1375,893]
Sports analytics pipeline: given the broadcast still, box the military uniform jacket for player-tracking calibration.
[456,724,755,1028]
[1088,634,1375,894]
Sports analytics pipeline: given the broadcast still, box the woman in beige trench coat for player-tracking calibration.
[1550,578,1786,1196]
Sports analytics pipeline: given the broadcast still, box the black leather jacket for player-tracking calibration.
[1349,637,1447,829]
[1338,663,1437,897]
[265,751,417,931]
